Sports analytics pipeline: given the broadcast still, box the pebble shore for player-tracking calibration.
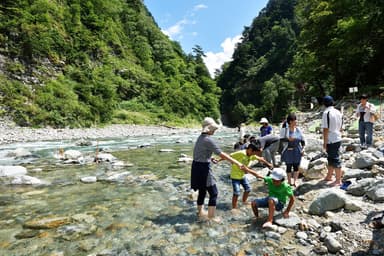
[0,118,196,145]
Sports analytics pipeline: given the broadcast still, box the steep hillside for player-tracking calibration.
[217,0,299,126]
[0,0,219,127]
[217,0,384,127]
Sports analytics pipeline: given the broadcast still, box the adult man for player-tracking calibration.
[356,94,376,148]
[255,134,280,167]
[321,96,343,186]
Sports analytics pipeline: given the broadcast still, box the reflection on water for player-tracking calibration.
[1,130,282,255]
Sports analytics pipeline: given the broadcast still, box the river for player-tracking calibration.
[0,129,285,256]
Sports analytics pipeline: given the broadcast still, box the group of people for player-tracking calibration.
[190,94,377,227]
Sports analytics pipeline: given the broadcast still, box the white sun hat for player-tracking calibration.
[270,168,285,181]
[202,117,220,133]
[259,117,269,124]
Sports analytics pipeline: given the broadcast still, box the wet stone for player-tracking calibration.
[14,229,41,239]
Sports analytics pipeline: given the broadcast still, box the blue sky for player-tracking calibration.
[143,0,269,77]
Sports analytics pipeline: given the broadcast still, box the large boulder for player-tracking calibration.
[303,162,328,180]
[308,190,347,215]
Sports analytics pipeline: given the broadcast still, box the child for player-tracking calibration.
[217,143,273,209]
[245,167,295,228]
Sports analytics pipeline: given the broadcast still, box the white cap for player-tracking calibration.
[259,117,269,124]
[202,117,220,133]
[270,168,285,181]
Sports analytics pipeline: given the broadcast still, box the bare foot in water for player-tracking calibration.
[198,209,207,216]
[208,216,222,224]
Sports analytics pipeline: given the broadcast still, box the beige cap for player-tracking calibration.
[202,117,220,133]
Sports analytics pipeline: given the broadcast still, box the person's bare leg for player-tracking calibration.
[242,191,250,205]
[262,199,275,228]
[197,205,207,217]
[293,171,299,187]
[251,201,259,218]
[324,165,334,181]
[232,195,238,209]
[287,172,292,185]
[332,167,342,186]
[208,206,221,223]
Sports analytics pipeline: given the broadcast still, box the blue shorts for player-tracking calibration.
[231,178,251,196]
[253,197,285,211]
[327,141,342,168]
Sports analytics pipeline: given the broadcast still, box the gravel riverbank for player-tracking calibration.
[0,118,198,145]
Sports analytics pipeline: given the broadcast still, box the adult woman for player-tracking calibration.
[281,113,305,187]
[191,117,243,222]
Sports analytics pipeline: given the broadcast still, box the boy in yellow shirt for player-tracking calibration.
[225,143,273,209]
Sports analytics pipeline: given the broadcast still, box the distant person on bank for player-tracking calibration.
[356,94,377,148]
[259,117,273,137]
[321,96,343,186]
[190,117,244,223]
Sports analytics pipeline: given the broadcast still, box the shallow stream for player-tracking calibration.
[0,129,284,256]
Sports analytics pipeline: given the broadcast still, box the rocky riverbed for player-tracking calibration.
[0,107,384,256]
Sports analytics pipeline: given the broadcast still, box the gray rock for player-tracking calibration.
[296,231,308,240]
[274,212,301,228]
[80,176,97,183]
[308,190,346,215]
[347,178,376,196]
[324,236,342,253]
[343,168,374,180]
[264,231,281,240]
[352,153,375,169]
[174,223,191,234]
[9,175,47,185]
[0,165,27,176]
[366,179,384,202]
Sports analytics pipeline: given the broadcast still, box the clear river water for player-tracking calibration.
[0,129,282,256]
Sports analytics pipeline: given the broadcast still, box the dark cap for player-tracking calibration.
[323,96,334,106]
[360,94,368,100]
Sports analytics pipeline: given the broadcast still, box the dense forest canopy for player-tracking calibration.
[0,0,219,127]
[0,0,383,128]
[218,0,384,126]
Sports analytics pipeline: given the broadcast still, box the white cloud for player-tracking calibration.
[203,35,242,78]
[162,19,187,38]
[162,4,206,39]
[194,4,207,11]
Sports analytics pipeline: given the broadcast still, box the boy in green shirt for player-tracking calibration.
[245,167,295,228]
[226,143,273,209]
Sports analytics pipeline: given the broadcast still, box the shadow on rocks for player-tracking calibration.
[352,210,384,256]
[293,180,331,196]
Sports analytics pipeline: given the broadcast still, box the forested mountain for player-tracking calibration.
[217,0,384,126]
[217,0,299,125]
[0,0,218,127]
[290,0,384,98]
[1,0,383,128]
